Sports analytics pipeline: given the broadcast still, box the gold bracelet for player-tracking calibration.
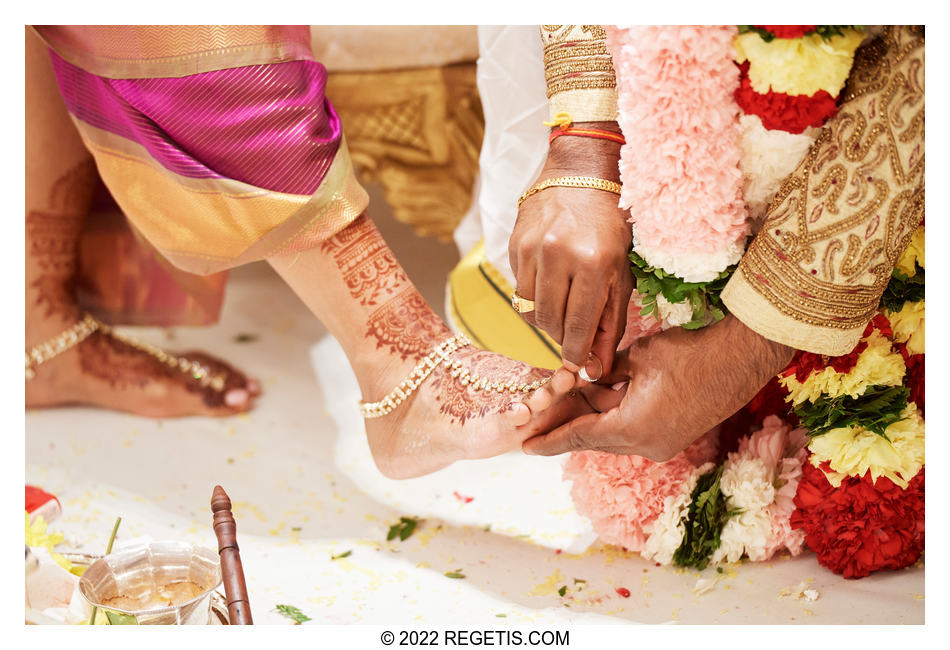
[359,333,551,419]
[517,176,622,208]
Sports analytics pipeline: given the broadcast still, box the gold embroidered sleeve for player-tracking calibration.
[540,25,617,122]
[721,26,924,356]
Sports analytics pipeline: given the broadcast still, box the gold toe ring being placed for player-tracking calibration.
[510,293,535,314]
[358,333,551,419]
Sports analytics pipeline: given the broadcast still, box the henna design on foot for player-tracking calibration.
[365,288,449,362]
[77,333,231,408]
[428,350,550,425]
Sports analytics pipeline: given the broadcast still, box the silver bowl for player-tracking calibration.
[78,542,223,625]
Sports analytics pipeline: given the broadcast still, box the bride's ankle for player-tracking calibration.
[25,306,84,349]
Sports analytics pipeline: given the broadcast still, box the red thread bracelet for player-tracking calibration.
[549,127,626,145]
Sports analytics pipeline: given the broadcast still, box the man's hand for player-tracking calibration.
[521,315,795,460]
[509,122,632,379]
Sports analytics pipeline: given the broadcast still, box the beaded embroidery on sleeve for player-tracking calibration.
[540,25,618,122]
[722,26,924,356]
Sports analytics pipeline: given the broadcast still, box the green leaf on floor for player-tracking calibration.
[387,516,420,542]
[274,604,311,624]
[444,570,466,579]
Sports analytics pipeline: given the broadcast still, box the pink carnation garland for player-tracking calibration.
[607,25,748,282]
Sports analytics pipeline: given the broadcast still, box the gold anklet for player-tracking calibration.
[359,333,552,419]
[26,313,226,391]
[25,313,100,379]
[96,321,227,392]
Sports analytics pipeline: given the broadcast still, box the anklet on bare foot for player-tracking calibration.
[359,333,551,419]
[25,313,99,379]
[27,313,228,392]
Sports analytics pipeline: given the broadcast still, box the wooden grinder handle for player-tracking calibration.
[211,485,253,625]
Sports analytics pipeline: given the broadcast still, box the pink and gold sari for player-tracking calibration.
[33,25,369,323]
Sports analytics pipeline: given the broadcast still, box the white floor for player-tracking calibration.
[26,196,925,625]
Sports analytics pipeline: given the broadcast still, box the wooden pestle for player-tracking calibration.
[211,485,253,624]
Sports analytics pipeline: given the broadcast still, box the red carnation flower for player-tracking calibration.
[735,64,839,134]
[903,351,925,415]
[791,460,925,579]
[755,25,817,39]
[780,350,828,383]
[829,340,868,374]
[866,313,894,339]
[747,375,795,426]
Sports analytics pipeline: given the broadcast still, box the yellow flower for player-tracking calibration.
[895,226,925,276]
[734,29,865,96]
[808,403,925,489]
[886,301,925,355]
[780,330,905,405]
[25,511,73,572]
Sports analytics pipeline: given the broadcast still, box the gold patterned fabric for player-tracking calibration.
[33,25,312,79]
[722,26,924,355]
[539,25,618,121]
[326,63,483,241]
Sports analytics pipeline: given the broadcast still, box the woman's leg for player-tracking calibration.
[25,28,258,417]
[270,214,586,478]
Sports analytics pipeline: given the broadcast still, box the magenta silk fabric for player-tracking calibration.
[50,51,342,196]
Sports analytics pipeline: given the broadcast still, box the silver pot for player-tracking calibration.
[78,541,222,625]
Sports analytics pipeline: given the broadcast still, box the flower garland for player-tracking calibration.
[566,25,925,578]
[607,25,748,291]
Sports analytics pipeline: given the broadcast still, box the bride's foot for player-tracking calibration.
[268,213,593,478]
[362,343,592,479]
[26,313,260,418]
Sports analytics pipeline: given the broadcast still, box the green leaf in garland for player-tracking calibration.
[881,264,925,313]
[672,466,739,570]
[629,251,735,330]
[794,385,910,439]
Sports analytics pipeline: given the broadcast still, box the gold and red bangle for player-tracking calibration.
[549,126,626,145]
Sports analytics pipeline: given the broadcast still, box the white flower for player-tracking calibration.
[712,508,773,564]
[738,114,818,229]
[633,237,745,284]
[656,294,694,327]
[711,453,777,564]
[719,455,775,511]
[641,463,714,565]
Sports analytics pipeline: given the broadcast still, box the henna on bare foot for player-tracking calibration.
[26,325,259,418]
[25,172,259,418]
[271,213,593,479]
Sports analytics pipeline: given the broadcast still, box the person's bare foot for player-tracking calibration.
[26,312,260,418]
[362,344,592,479]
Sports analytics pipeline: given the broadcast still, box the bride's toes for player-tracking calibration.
[550,367,578,394]
[503,401,532,427]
